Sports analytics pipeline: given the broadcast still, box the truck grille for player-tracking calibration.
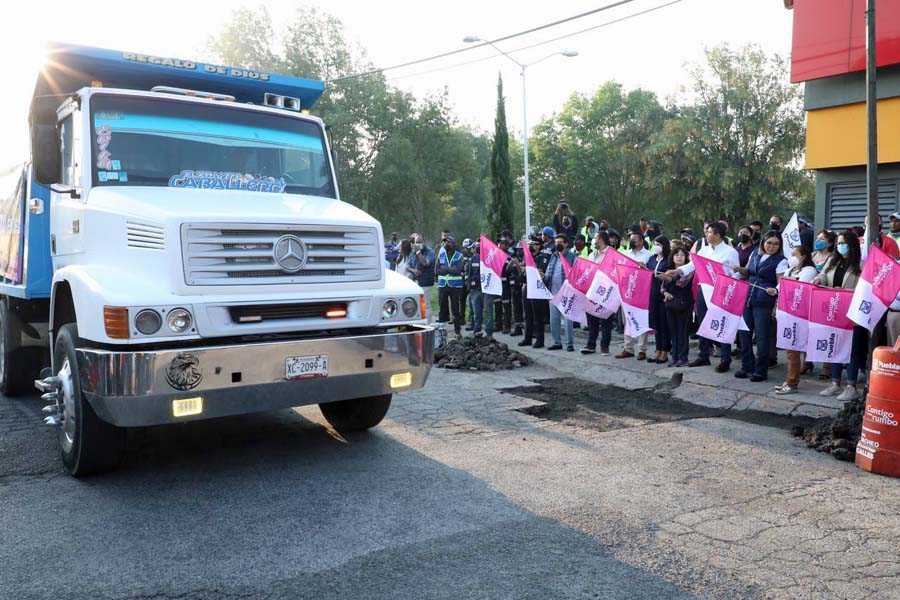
[229,302,347,323]
[182,223,381,286]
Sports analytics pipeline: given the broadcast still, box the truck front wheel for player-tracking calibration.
[54,324,125,476]
[319,394,392,432]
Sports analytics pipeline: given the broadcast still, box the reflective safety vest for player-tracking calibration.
[437,248,464,288]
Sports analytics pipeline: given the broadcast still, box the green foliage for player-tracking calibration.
[646,44,813,230]
[488,75,515,240]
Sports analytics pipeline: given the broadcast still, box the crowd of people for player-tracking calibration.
[384,201,900,403]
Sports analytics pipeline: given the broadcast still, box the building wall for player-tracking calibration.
[806,97,900,169]
[814,163,900,232]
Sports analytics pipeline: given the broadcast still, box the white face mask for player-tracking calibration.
[652,244,662,255]
[787,256,800,268]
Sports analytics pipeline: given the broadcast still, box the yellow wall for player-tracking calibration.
[806,97,900,169]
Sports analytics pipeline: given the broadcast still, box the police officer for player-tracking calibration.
[508,241,525,336]
[518,234,550,348]
[464,240,483,335]
[495,231,514,334]
[435,236,465,336]
[460,238,474,329]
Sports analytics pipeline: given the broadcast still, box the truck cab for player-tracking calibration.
[3,43,433,476]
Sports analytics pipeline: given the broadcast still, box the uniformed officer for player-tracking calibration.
[518,234,550,348]
[435,236,465,335]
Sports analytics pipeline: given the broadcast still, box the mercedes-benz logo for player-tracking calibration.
[272,234,308,272]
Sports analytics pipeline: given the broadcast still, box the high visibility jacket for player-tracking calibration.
[437,248,464,288]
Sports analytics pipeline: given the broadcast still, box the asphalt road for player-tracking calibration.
[2,356,899,599]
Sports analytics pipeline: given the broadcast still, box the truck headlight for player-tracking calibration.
[135,309,162,335]
[401,297,418,318]
[382,300,399,319]
[167,308,193,333]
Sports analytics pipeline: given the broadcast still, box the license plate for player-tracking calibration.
[285,354,328,381]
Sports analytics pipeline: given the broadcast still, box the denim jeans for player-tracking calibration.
[739,304,774,377]
[483,293,499,335]
[549,303,574,346]
[468,288,483,333]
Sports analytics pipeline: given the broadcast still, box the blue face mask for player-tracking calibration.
[814,239,828,251]
[837,243,849,257]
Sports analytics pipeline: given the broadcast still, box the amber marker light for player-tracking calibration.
[419,295,427,320]
[103,306,130,339]
[325,305,347,319]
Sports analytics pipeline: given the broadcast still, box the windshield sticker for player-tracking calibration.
[111,160,121,170]
[96,125,114,170]
[106,172,119,181]
[168,171,286,193]
[119,172,128,182]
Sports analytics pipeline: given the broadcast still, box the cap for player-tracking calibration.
[528,234,543,244]
[462,238,473,248]
[542,226,555,237]
[680,227,694,236]
[585,215,595,222]
[890,212,900,221]
[798,216,811,225]
[444,235,456,244]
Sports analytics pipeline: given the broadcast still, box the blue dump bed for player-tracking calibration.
[1,44,326,299]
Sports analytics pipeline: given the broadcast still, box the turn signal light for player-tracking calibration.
[103,306,129,339]
[419,294,427,320]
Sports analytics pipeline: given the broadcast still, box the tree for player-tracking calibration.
[487,75,514,240]
[646,44,812,229]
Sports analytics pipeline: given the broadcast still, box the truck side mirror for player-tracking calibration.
[32,124,61,186]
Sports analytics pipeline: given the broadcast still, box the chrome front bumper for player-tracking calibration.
[76,326,434,427]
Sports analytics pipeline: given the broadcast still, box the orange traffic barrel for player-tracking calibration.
[856,338,900,477]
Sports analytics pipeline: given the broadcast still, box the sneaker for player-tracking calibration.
[580,347,596,355]
[819,382,842,397]
[836,384,859,401]
[600,348,610,356]
[774,384,798,395]
[615,350,635,359]
[517,339,533,347]
[547,344,563,351]
[566,345,575,352]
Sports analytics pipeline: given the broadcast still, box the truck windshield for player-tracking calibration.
[89,94,335,197]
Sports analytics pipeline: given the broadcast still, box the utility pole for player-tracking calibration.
[866,0,878,248]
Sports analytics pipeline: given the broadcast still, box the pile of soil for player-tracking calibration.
[435,336,531,371]
[791,397,865,462]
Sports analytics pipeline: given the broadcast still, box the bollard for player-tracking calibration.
[856,337,900,477]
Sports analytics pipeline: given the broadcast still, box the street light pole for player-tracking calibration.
[464,36,577,236]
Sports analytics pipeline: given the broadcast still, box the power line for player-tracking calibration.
[385,0,684,82]
[329,0,639,83]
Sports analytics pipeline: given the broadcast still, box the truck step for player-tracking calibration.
[35,376,61,393]
[43,416,61,427]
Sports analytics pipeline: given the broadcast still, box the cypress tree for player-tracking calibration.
[488,74,514,240]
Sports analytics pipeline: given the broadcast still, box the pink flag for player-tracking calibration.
[479,235,506,296]
[806,287,855,364]
[523,246,552,300]
[584,251,622,319]
[568,257,599,295]
[549,254,587,325]
[691,253,728,303]
[618,262,653,337]
[697,276,750,345]
[847,245,900,331]
[776,278,814,351]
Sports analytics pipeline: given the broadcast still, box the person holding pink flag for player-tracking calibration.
[662,247,694,366]
[663,222,739,372]
[582,231,617,355]
[519,235,552,349]
[813,230,865,400]
[479,234,507,338]
[697,274,751,349]
[544,233,577,351]
[774,244,817,395]
[735,232,787,383]
[847,244,900,332]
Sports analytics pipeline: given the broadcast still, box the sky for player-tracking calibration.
[0,0,795,165]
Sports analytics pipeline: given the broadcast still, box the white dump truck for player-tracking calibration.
[1,43,433,476]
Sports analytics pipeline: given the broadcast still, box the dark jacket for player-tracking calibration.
[746,250,781,308]
[464,252,481,291]
[411,245,436,287]
[647,255,669,306]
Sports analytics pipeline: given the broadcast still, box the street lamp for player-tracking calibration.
[465,35,578,235]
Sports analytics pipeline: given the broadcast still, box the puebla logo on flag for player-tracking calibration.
[479,235,506,296]
[847,245,900,332]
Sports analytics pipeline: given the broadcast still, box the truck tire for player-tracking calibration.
[319,394,393,433]
[54,323,125,476]
[0,299,41,397]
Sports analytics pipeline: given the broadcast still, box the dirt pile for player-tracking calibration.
[435,336,531,371]
[792,397,864,462]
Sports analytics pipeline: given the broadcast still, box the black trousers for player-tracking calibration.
[650,299,671,352]
[666,305,691,361]
[496,280,512,332]
[460,287,469,324]
[438,287,464,333]
[524,297,547,344]
[585,313,613,350]
[511,282,525,327]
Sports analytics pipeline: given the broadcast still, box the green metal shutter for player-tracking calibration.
[826,179,899,231]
